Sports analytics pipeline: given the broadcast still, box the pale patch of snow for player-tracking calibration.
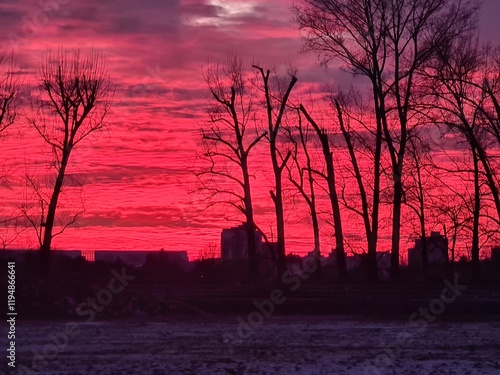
[7,317,500,374]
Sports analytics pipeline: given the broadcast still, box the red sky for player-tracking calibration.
[0,0,499,259]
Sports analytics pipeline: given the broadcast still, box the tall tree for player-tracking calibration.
[429,144,486,280]
[253,65,297,274]
[425,35,500,279]
[294,0,477,279]
[403,131,434,276]
[196,55,267,280]
[27,49,112,275]
[285,110,321,274]
[298,104,347,278]
[431,185,471,277]
[332,95,381,280]
[426,34,500,225]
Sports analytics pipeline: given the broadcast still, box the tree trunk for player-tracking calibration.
[242,156,258,281]
[300,104,346,279]
[270,144,286,275]
[419,221,429,278]
[475,144,500,223]
[40,150,70,277]
[335,100,377,281]
[255,65,296,278]
[367,92,384,282]
[390,175,403,280]
[324,150,347,279]
[448,229,457,281]
[415,157,429,278]
[245,218,258,281]
[306,141,321,277]
[310,197,321,277]
[471,147,481,281]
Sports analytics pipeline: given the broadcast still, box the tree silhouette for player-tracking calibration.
[298,104,347,279]
[253,65,297,275]
[196,55,268,280]
[402,130,435,277]
[284,109,322,276]
[26,49,112,276]
[429,142,492,280]
[329,93,383,280]
[426,35,500,226]
[294,0,477,280]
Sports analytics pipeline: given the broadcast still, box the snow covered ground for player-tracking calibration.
[5,317,500,375]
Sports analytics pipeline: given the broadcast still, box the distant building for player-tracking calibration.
[94,250,188,268]
[94,250,149,266]
[145,250,189,270]
[408,232,448,267]
[328,250,362,269]
[221,223,263,262]
[328,250,390,270]
[375,251,391,269]
[345,253,363,270]
[492,246,500,263]
[261,241,278,262]
[0,249,82,261]
[0,249,189,268]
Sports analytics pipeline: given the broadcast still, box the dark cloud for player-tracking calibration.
[480,0,500,43]
[180,1,222,18]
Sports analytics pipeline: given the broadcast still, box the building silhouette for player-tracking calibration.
[221,223,265,261]
[0,249,188,268]
[492,246,500,263]
[408,231,448,267]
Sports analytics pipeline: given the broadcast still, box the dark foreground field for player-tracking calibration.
[3,259,500,374]
[4,317,500,375]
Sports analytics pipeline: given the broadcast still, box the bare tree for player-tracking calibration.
[284,109,322,276]
[253,65,297,274]
[327,94,382,280]
[402,130,434,276]
[425,34,500,225]
[0,215,24,251]
[431,190,470,277]
[21,169,86,251]
[27,49,112,275]
[480,47,500,153]
[294,0,477,280]
[429,142,488,280]
[196,55,268,280]
[298,104,347,278]
[424,34,500,279]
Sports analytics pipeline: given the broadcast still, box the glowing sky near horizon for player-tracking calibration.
[0,0,499,260]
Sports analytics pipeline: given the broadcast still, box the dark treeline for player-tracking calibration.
[2,252,500,320]
[0,1,498,285]
[195,0,500,283]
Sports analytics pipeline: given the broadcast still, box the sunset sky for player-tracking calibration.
[0,0,499,259]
